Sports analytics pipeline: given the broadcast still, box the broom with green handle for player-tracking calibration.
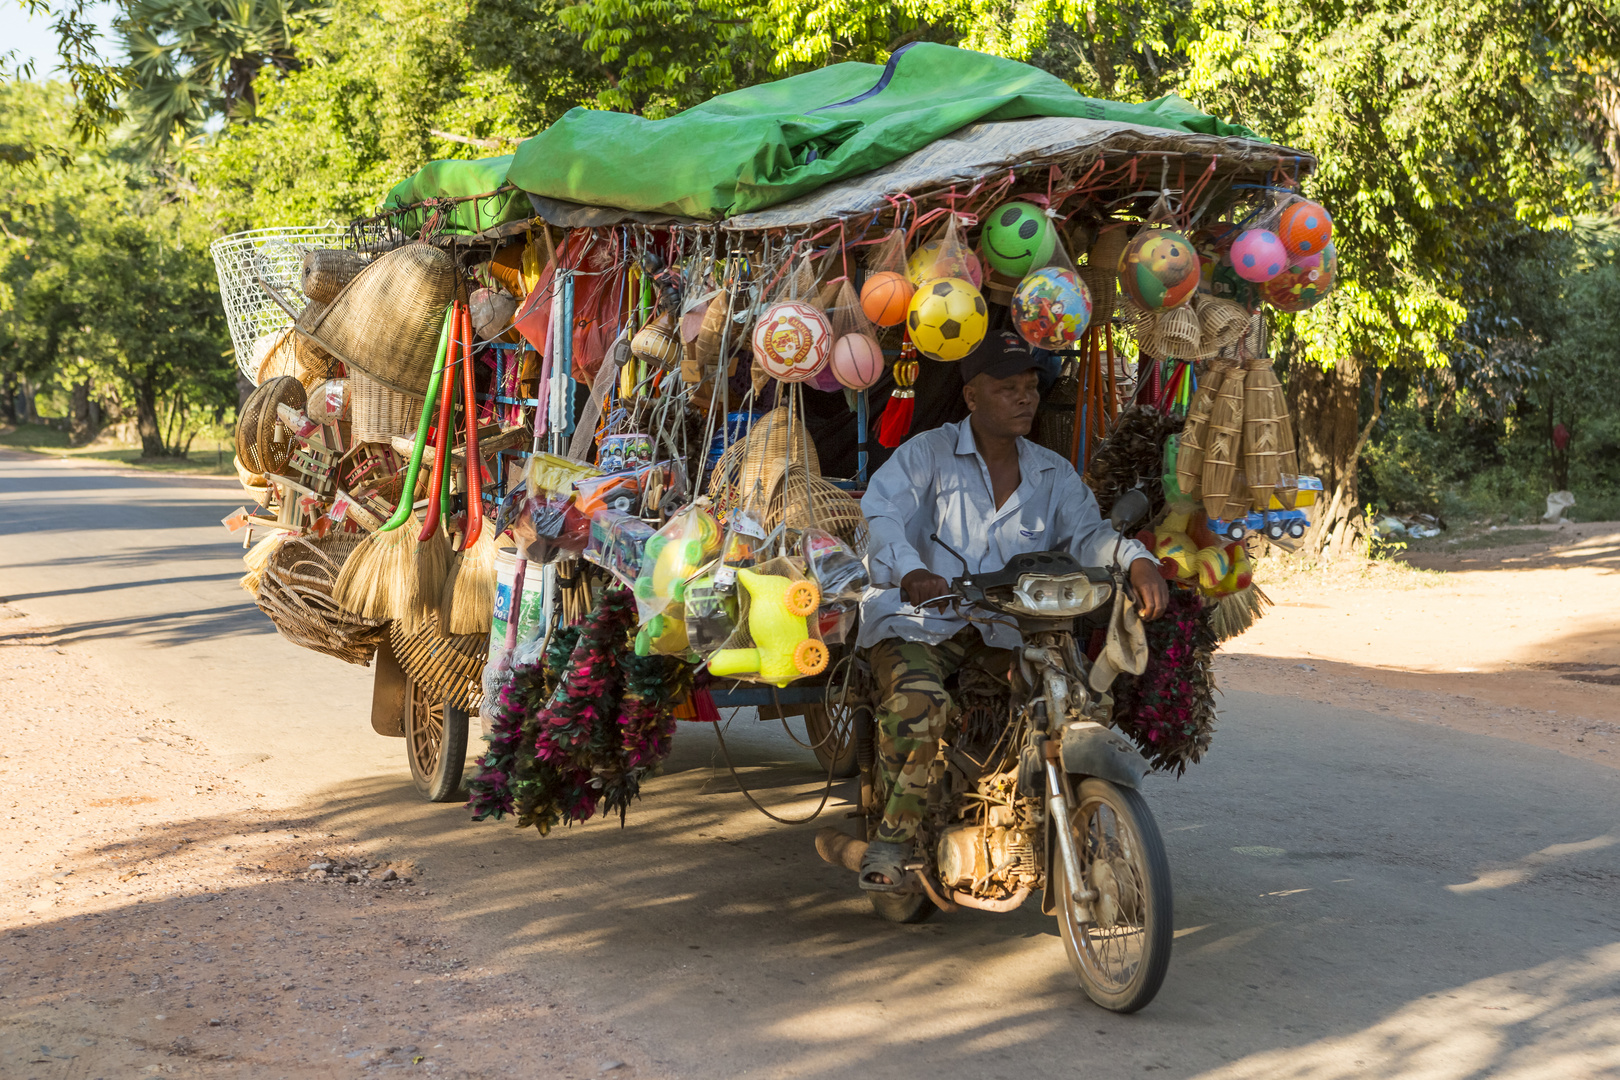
[334,307,453,620]
[440,301,498,634]
[414,303,462,620]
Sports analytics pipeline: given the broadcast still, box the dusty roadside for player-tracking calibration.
[1225,523,1620,770]
[0,601,659,1080]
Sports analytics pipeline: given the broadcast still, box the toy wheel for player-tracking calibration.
[1288,520,1306,538]
[609,494,635,513]
[1225,523,1246,541]
[793,637,829,676]
[783,580,820,617]
[1265,522,1286,541]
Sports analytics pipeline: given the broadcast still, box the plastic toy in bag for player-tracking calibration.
[586,508,656,586]
[599,432,654,473]
[801,528,868,608]
[683,572,739,657]
[633,505,722,657]
[708,557,828,687]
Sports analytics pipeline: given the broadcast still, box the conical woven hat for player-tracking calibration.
[297,243,455,399]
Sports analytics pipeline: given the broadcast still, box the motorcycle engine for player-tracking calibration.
[936,816,1038,892]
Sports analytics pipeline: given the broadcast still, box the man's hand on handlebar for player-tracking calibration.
[1129,558,1170,620]
[901,568,953,610]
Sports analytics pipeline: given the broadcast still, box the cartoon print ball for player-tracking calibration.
[752,301,832,382]
[1013,267,1092,350]
[907,240,983,288]
[1118,228,1199,310]
[1262,241,1338,312]
[906,277,988,362]
[859,271,914,327]
[1277,199,1333,258]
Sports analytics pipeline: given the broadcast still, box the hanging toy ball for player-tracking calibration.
[906,278,988,362]
[980,201,1057,277]
[807,362,845,393]
[859,271,914,327]
[1012,266,1093,350]
[1229,229,1288,283]
[830,333,885,390]
[907,240,984,288]
[1277,199,1333,258]
[752,301,833,382]
[1118,228,1199,310]
[1262,242,1338,312]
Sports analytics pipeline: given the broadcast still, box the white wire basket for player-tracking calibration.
[210,225,355,381]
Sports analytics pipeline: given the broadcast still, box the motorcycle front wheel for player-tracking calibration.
[1053,778,1173,1013]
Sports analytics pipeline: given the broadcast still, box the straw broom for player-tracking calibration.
[1244,355,1295,512]
[439,302,498,636]
[334,309,453,621]
[414,302,462,619]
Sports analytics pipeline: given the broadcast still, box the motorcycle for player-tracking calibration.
[815,490,1173,1013]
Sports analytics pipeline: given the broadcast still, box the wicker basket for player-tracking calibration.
[708,406,820,516]
[1035,367,1078,458]
[299,242,455,399]
[765,472,869,555]
[250,376,307,476]
[302,249,370,305]
[256,533,388,666]
[351,369,424,445]
[389,616,486,712]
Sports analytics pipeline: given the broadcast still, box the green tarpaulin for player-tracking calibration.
[506,44,1260,222]
[380,154,527,235]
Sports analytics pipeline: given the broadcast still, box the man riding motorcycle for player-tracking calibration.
[855,332,1169,890]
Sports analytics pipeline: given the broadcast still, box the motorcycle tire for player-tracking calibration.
[868,890,936,924]
[1053,778,1173,1013]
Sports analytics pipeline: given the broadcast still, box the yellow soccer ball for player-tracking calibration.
[906,277,988,362]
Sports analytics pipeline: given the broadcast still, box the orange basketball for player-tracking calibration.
[860,271,914,328]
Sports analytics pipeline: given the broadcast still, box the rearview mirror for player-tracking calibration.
[1109,488,1152,537]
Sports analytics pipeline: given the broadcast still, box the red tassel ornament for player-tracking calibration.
[877,338,919,449]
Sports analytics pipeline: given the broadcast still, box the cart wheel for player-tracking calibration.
[404,675,468,802]
[1288,520,1306,539]
[802,704,859,779]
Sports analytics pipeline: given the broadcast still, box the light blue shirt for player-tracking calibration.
[857,419,1153,650]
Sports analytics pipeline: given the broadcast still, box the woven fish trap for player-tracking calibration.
[765,472,870,555]
[291,298,342,385]
[299,242,455,399]
[708,407,820,516]
[301,249,370,305]
[350,369,424,445]
[388,616,486,713]
[1201,363,1248,521]
[1082,224,1129,323]
[256,533,387,666]
[1195,293,1249,355]
[254,376,307,476]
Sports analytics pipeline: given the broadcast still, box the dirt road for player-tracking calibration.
[2,450,1618,1080]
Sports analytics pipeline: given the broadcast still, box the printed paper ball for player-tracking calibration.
[907,240,983,288]
[860,271,914,327]
[1118,228,1199,310]
[1277,200,1333,258]
[981,201,1057,277]
[907,278,988,362]
[830,333,885,390]
[1262,242,1338,312]
[1229,229,1287,283]
[1013,266,1093,350]
[752,301,833,382]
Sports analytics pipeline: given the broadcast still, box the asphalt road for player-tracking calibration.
[2,448,1618,1080]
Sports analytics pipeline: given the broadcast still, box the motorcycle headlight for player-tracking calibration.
[1007,573,1113,617]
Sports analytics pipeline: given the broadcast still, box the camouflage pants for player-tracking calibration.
[870,628,1013,845]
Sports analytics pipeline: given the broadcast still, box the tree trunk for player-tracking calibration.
[133,379,167,458]
[69,379,93,445]
[1285,356,1362,498]
[1,372,16,424]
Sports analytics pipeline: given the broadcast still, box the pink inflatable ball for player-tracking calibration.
[830,333,885,390]
[1229,229,1288,283]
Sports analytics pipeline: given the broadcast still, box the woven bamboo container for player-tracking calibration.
[1156,303,1201,359]
[1082,224,1128,324]
[1201,364,1247,521]
[693,291,730,376]
[1242,356,1283,512]
[256,533,387,666]
[298,242,455,399]
[301,249,369,304]
[1245,356,1298,509]
[350,369,424,445]
[388,616,486,712]
[765,472,870,555]
[709,407,820,516]
[255,330,301,385]
[631,311,681,368]
[1195,293,1248,355]
[253,376,307,476]
[1177,363,1226,502]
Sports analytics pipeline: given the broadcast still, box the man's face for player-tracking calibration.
[964,369,1040,439]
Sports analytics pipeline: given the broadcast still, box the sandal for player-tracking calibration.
[859,840,909,893]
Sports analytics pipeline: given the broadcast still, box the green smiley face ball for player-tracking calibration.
[981,201,1057,277]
